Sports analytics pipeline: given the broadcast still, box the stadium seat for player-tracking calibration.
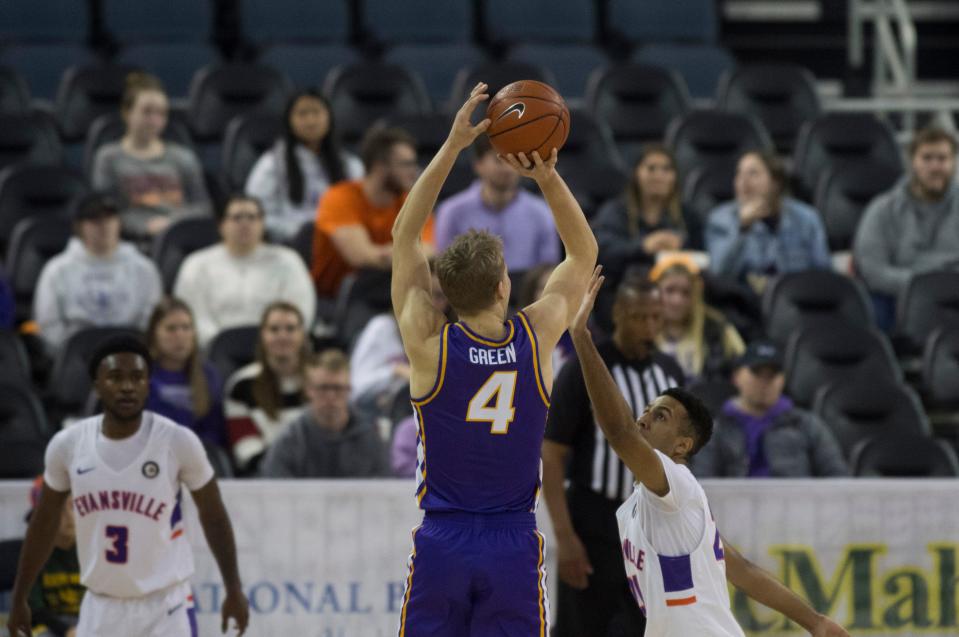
[207,325,259,383]
[240,0,351,45]
[54,64,138,142]
[633,45,736,100]
[0,164,87,257]
[0,110,63,170]
[0,0,89,43]
[784,323,901,406]
[260,44,359,90]
[687,379,737,416]
[0,380,50,478]
[0,330,32,384]
[187,64,291,141]
[556,108,628,218]
[46,327,144,418]
[5,216,71,324]
[896,271,959,354]
[83,111,194,178]
[323,62,431,147]
[813,161,903,251]
[288,220,315,268]
[664,110,773,180]
[851,433,959,477]
[607,0,718,44]
[0,66,30,115]
[586,64,690,168]
[793,113,903,201]
[922,326,959,411]
[386,44,487,108]
[117,43,220,98]
[203,439,235,478]
[483,0,595,44]
[0,44,95,101]
[102,0,212,43]
[506,44,608,100]
[221,112,282,192]
[717,63,821,154]
[762,270,873,344]
[450,62,557,118]
[362,0,472,44]
[682,165,734,224]
[813,377,930,458]
[151,216,221,293]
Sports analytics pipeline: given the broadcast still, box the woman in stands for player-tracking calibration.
[245,88,363,241]
[145,297,227,448]
[650,255,745,384]
[92,72,211,241]
[224,301,310,475]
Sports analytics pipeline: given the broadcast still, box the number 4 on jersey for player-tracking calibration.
[467,372,517,434]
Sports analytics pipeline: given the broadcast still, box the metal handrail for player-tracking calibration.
[848,0,917,95]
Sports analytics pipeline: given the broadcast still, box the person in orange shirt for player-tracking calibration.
[312,127,433,300]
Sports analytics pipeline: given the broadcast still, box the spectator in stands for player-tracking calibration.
[145,297,226,448]
[853,127,959,329]
[694,340,848,477]
[593,146,701,281]
[34,194,162,354]
[390,414,418,478]
[435,135,559,271]
[706,151,830,295]
[26,476,82,637]
[92,72,211,241]
[174,195,316,347]
[260,349,389,478]
[517,264,574,375]
[311,127,430,299]
[245,89,363,241]
[0,265,15,329]
[650,255,745,383]
[225,301,310,474]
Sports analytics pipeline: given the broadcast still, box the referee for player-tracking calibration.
[543,277,683,637]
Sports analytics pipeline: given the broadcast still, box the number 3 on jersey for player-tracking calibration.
[467,372,517,434]
[105,525,129,564]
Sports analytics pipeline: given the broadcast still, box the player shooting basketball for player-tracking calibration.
[389,82,596,636]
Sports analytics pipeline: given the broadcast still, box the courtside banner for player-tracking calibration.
[1,479,957,636]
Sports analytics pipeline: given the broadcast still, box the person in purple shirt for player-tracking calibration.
[145,297,227,448]
[435,135,560,272]
[692,340,848,477]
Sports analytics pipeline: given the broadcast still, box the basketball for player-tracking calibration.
[485,80,570,160]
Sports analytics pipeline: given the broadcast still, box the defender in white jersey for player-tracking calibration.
[569,268,849,637]
[7,336,249,637]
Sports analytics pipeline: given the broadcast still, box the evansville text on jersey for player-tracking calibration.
[73,489,168,522]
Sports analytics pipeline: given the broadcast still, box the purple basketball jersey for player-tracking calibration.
[412,312,550,513]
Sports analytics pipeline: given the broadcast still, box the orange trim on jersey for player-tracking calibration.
[666,595,697,607]
[170,529,184,540]
[410,324,450,406]
[516,312,550,408]
[398,526,421,637]
[454,320,515,347]
[536,531,546,637]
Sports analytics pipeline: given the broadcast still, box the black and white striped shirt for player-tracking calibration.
[545,340,683,502]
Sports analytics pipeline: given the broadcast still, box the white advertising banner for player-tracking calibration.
[1,479,958,636]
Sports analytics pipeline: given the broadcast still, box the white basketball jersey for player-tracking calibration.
[66,413,197,598]
[616,453,746,637]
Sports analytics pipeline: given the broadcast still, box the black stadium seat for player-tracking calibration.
[683,165,734,223]
[813,161,902,251]
[784,323,900,407]
[717,63,821,154]
[240,0,350,45]
[363,0,473,45]
[0,66,31,114]
[896,271,959,354]
[851,433,959,477]
[664,109,773,179]
[221,112,282,192]
[0,380,50,478]
[0,110,63,170]
[207,325,259,383]
[556,108,628,218]
[922,326,959,412]
[813,377,930,458]
[586,64,690,167]
[0,330,32,384]
[793,113,903,201]
[151,216,221,292]
[83,111,194,178]
[187,63,290,141]
[0,164,87,256]
[55,64,138,142]
[323,62,431,147]
[376,112,473,199]
[5,216,71,324]
[762,270,873,344]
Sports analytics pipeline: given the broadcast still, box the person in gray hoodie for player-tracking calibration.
[853,127,959,329]
[33,194,163,354]
[259,348,389,478]
[693,340,848,478]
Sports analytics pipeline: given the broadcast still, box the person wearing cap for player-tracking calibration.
[24,476,83,637]
[692,340,848,477]
[32,193,163,354]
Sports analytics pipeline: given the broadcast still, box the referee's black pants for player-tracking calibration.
[552,486,646,637]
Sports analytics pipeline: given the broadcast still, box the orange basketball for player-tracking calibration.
[485,80,570,160]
